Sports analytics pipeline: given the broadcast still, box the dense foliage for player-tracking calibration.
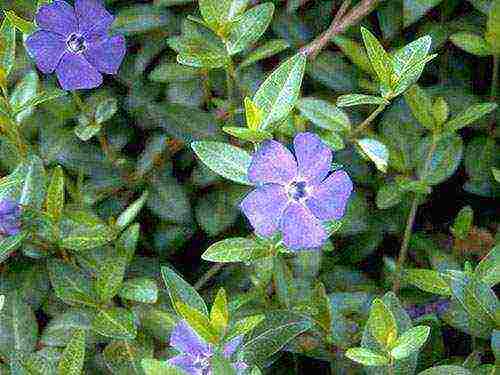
[0,0,498,374]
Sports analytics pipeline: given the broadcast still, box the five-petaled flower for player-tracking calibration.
[168,321,247,375]
[0,199,21,236]
[26,0,126,91]
[241,132,353,250]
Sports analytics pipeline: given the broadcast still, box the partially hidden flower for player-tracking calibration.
[241,132,353,251]
[168,320,247,375]
[26,0,126,91]
[0,199,21,236]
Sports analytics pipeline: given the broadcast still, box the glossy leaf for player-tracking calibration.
[297,97,351,132]
[367,298,398,349]
[390,326,430,360]
[45,166,65,223]
[443,103,497,133]
[405,269,452,296]
[119,277,159,304]
[475,245,500,287]
[92,307,137,340]
[57,329,85,375]
[227,3,274,55]
[202,238,270,263]
[191,141,253,185]
[360,27,393,89]
[253,53,307,129]
[357,138,389,173]
[239,39,289,68]
[336,94,387,107]
[345,347,390,366]
[450,32,492,56]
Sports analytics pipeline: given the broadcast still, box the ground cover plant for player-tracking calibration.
[0,0,498,374]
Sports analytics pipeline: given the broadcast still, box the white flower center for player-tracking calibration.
[66,33,86,54]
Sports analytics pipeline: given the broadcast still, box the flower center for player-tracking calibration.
[193,355,211,375]
[66,33,86,54]
[288,181,308,201]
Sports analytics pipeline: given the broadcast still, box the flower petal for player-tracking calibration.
[234,361,249,374]
[170,321,211,358]
[293,132,332,185]
[36,0,77,37]
[75,0,114,39]
[281,202,327,250]
[223,335,243,358]
[168,354,198,375]
[26,31,67,74]
[248,140,297,185]
[306,170,353,221]
[0,199,19,215]
[240,184,289,238]
[56,52,103,90]
[84,35,126,74]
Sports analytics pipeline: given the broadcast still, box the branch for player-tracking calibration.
[300,0,380,59]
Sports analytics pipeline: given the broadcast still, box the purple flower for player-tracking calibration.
[26,0,126,91]
[240,132,353,250]
[168,321,247,375]
[0,199,21,236]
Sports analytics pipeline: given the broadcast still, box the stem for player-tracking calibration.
[393,136,438,294]
[300,0,379,58]
[491,55,499,102]
[351,103,387,137]
[194,263,225,290]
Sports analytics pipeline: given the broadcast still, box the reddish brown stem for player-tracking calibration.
[300,0,380,59]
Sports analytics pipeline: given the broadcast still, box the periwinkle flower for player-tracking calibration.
[241,132,353,251]
[26,0,126,91]
[0,199,21,236]
[168,321,247,375]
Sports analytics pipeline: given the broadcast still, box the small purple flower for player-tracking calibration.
[240,132,353,250]
[406,299,451,319]
[26,0,126,91]
[168,321,247,375]
[0,199,21,236]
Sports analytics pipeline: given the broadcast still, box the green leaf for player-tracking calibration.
[443,103,497,133]
[111,5,173,35]
[141,359,187,375]
[95,97,118,125]
[492,167,500,183]
[95,253,127,303]
[202,238,270,263]
[222,127,272,142]
[199,0,233,31]
[405,269,452,296]
[227,3,274,56]
[475,245,500,287]
[392,35,433,90]
[431,97,449,126]
[226,315,265,341]
[390,326,430,360]
[45,166,65,223]
[161,266,208,315]
[486,0,500,54]
[345,347,390,366]
[60,210,115,251]
[116,190,149,230]
[40,309,93,347]
[0,292,38,359]
[149,62,201,83]
[57,329,85,375]
[103,337,154,375]
[450,206,473,240]
[191,141,253,185]
[210,288,229,337]
[0,231,27,264]
[417,133,463,185]
[92,307,137,340]
[418,365,472,375]
[463,279,498,326]
[332,35,373,74]
[367,298,398,349]
[13,89,67,117]
[336,94,388,107]
[4,11,36,34]
[356,138,389,173]
[239,311,311,366]
[376,182,404,209]
[48,259,99,308]
[360,27,393,90]
[119,277,159,304]
[239,39,289,68]
[244,97,263,130]
[492,330,500,362]
[449,32,492,56]
[9,70,38,120]
[404,0,443,27]
[176,302,219,343]
[0,16,16,77]
[296,97,351,132]
[319,131,345,151]
[254,53,307,129]
[404,84,435,130]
